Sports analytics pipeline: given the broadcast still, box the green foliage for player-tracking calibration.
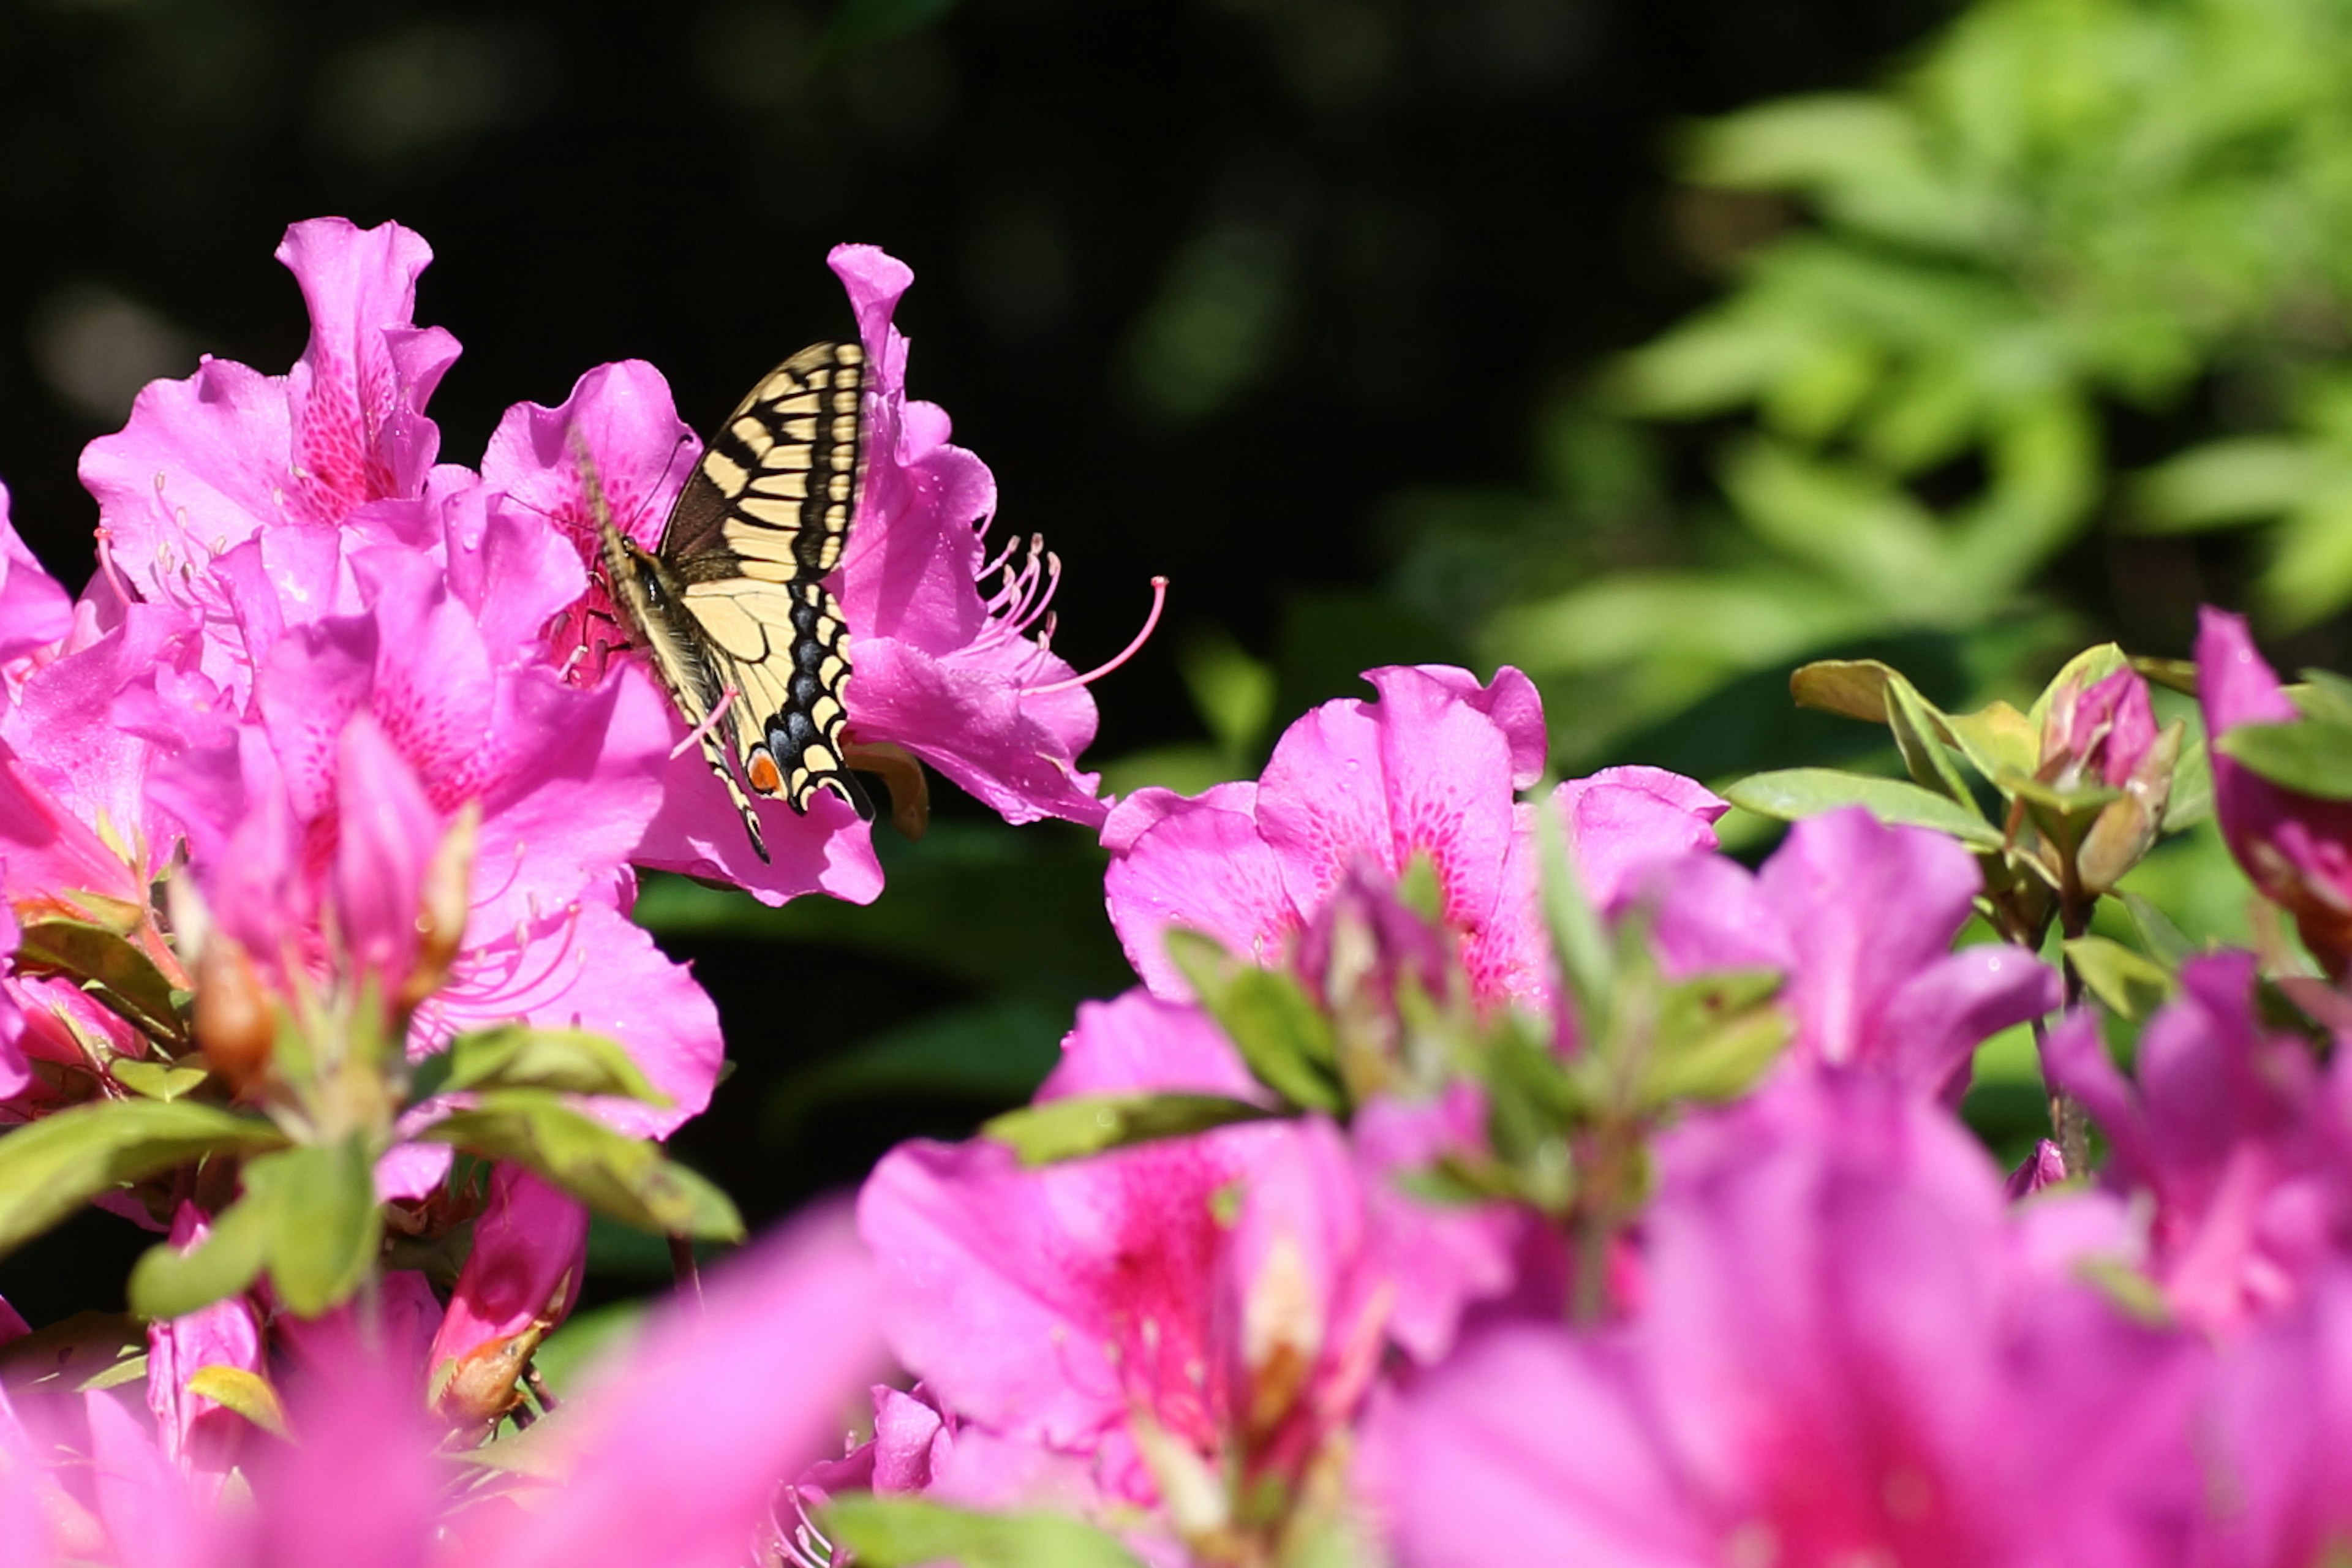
[1383,0,2352,775]
[414,1025,667,1104]
[423,1091,744,1242]
[984,1092,1280,1166]
[822,1495,1147,1568]
[1168,930,1346,1113]
[0,1100,284,1261]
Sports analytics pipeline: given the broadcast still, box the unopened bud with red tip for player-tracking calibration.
[426,1164,588,1429]
[2041,666,2177,895]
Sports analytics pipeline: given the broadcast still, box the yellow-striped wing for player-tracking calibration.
[594,341,870,862]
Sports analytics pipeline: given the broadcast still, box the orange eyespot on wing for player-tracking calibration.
[747,746,784,797]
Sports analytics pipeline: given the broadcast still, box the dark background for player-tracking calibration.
[0,0,1951,1316]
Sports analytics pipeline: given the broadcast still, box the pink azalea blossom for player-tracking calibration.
[1649,807,2059,1101]
[491,246,1118,903]
[1103,665,1725,1008]
[78,217,459,693]
[858,989,1388,1548]
[0,491,72,679]
[2193,1265,2352,1567]
[2198,607,2352,977]
[2042,954,2352,1333]
[0,1207,881,1568]
[145,1203,266,1491]
[426,1164,589,1428]
[1380,1077,2204,1568]
[146,555,718,1138]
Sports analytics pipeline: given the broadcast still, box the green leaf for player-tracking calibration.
[2164,738,2214,831]
[184,1365,290,1439]
[250,1140,382,1317]
[1885,675,1972,804]
[2217,720,2352,799]
[1166,932,1344,1112]
[421,1026,665,1104]
[2122,892,2199,970]
[2064,936,2176,1022]
[1534,794,1612,1036]
[1940,701,2039,785]
[129,1189,272,1319]
[823,1495,1148,1568]
[110,1060,209,1101]
[0,1311,146,1393]
[1724,768,2002,848]
[1789,658,1897,723]
[982,1092,1279,1166]
[423,1091,744,1242]
[13,918,187,1046]
[1645,968,1792,1105]
[2295,669,2352,728]
[0,1100,285,1260]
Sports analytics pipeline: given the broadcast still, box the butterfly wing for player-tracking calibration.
[662,342,872,822]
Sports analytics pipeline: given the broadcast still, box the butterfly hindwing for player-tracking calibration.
[592,339,872,862]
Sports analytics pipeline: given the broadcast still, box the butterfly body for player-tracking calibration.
[590,340,872,861]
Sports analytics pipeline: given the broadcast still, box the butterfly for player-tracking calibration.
[589,341,873,862]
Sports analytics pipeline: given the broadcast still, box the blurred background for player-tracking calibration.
[5,0,2345,1317]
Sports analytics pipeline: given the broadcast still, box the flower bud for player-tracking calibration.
[399,801,478,1013]
[426,1164,587,1428]
[2040,667,2158,790]
[194,935,274,1091]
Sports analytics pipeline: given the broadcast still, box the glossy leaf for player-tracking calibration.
[1166,930,1344,1112]
[2064,935,2176,1022]
[110,1060,209,1101]
[0,1101,284,1260]
[128,1192,271,1320]
[13,918,186,1046]
[1725,768,2002,848]
[423,1091,744,1242]
[823,1495,1147,1568]
[184,1365,291,1439]
[1790,658,1897,723]
[2217,720,2352,800]
[250,1140,382,1317]
[418,1025,666,1104]
[983,1092,1280,1166]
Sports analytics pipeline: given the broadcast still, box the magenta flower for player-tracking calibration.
[2043,954,2352,1333]
[2193,1265,2352,1568]
[426,1164,589,1428]
[147,553,719,1137]
[1104,664,1725,1008]
[490,246,1120,903]
[0,1208,881,1568]
[2198,608,2352,976]
[1380,1077,2203,1568]
[78,217,458,666]
[858,989,1387,1547]
[2042,666,2159,790]
[1650,807,2059,1100]
[0,492,72,677]
[145,1203,267,1491]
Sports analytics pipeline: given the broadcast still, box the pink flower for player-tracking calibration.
[496,246,1121,903]
[1379,1077,2204,1568]
[147,554,719,1137]
[78,217,459,685]
[427,1165,589,1428]
[0,1207,883,1568]
[1650,807,2060,1101]
[2042,954,2352,1333]
[858,990,1387,1546]
[2042,666,2159,790]
[2193,1265,2352,1568]
[145,1203,266,1492]
[2198,607,2352,977]
[0,491,72,677]
[1104,665,1725,1009]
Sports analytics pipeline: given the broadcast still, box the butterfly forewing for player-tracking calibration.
[596,339,872,862]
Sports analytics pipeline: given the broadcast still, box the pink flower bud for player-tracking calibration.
[426,1164,588,1428]
[2041,666,2158,790]
[146,1204,266,1484]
